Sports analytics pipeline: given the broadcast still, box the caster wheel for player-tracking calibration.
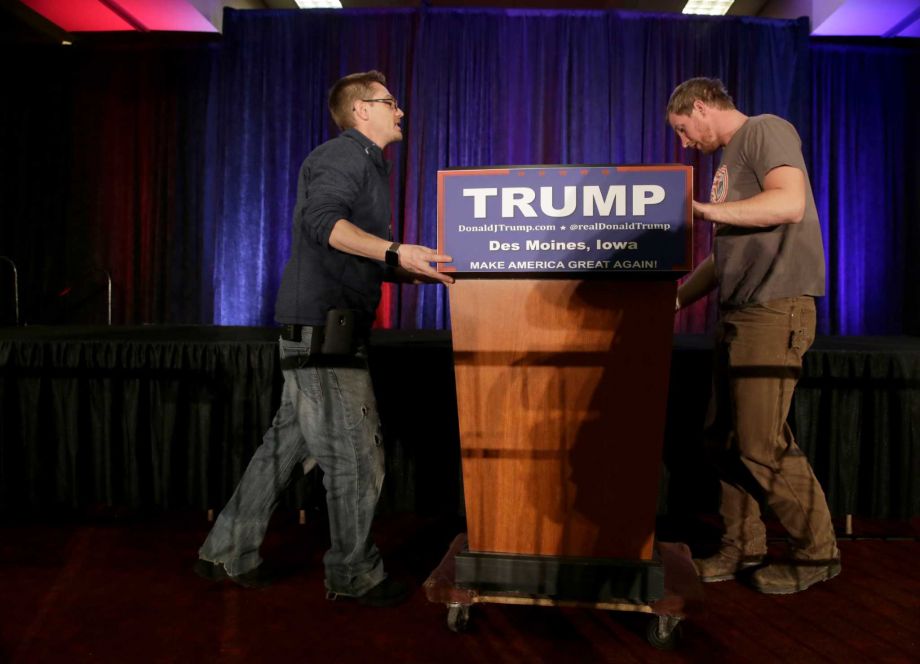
[446,603,470,633]
[646,615,682,650]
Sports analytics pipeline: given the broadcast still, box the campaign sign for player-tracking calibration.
[437,165,692,275]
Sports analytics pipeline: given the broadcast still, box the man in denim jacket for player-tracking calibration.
[195,71,452,606]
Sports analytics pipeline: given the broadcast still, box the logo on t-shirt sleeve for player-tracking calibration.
[710,165,728,203]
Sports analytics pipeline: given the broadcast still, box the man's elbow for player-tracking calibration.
[785,204,805,224]
[777,197,805,225]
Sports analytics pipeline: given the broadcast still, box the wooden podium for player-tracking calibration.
[449,278,676,601]
[438,165,692,604]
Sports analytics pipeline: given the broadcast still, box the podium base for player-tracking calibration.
[455,548,665,604]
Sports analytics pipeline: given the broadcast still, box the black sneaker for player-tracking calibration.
[193,558,229,582]
[193,559,277,589]
[327,576,411,607]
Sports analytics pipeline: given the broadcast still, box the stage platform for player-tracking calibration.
[0,326,917,520]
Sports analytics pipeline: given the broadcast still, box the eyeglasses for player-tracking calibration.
[361,97,400,110]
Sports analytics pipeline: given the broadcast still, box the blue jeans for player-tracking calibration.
[199,333,386,595]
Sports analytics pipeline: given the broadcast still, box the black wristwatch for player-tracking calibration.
[385,242,401,267]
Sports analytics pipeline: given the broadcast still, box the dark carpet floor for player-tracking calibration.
[1,511,917,664]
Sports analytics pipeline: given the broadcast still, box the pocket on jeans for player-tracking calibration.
[789,318,815,355]
[329,367,376,430]
[790,301,816,354]
[291,366,321,396]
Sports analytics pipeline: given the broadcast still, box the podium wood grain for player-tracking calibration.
[449,279,676,561]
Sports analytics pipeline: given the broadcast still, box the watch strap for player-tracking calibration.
[385,242,401,267]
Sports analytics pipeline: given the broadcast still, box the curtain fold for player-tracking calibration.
[794,347,920,518]
[1,330,915,518]
[0,334,282,510]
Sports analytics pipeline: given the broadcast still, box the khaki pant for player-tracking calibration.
[705,296,837,559]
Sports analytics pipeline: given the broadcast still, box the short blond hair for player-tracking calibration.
[328,70,387,130]
[666,77,735,118]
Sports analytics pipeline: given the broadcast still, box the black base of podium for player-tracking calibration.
[455,548,665,604]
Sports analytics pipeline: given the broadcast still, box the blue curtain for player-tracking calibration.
[212,9,417,325]
[214,8,825,331]
[810,42,920,335]
[403,9,810,329]
[8,9,909,333]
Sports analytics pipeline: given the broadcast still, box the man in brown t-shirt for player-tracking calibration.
[667,77,840,594]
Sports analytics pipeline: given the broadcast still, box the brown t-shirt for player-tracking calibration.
[711,114,825,307]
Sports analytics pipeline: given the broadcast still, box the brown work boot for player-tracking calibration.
[693,548,765,583]
[751,555,841,595]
